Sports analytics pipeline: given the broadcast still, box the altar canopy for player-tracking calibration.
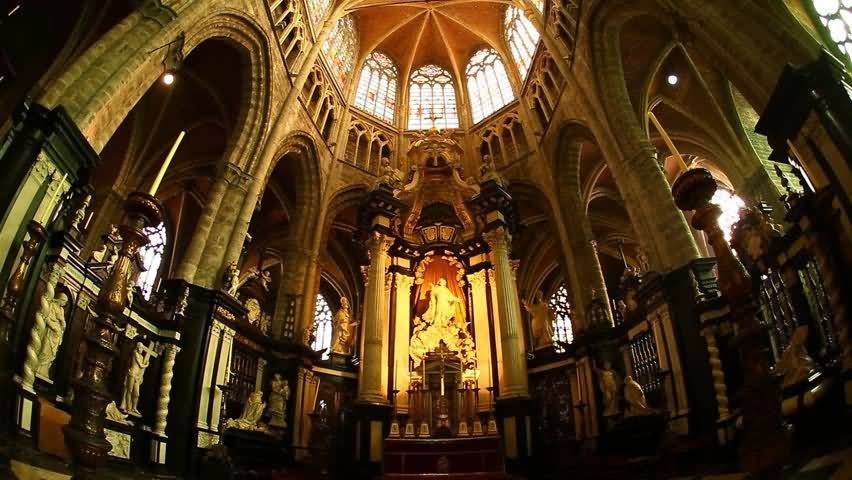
[409,256,475,368]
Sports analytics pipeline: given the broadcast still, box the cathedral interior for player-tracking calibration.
[0,0,851,479]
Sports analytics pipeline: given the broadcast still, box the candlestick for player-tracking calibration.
[148,130,186,195]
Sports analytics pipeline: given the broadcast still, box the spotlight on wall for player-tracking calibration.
[162,71,176,86]
[149,32,185,88]
[666,74,680,86]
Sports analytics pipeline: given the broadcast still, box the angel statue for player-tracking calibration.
[522,291,555,349]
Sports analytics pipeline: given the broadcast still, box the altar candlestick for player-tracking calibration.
[148,130,186,196]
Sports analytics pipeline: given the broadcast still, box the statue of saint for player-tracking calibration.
[223,261,240,296]
[34,289,69,379]
[422,278,460,328]
[377,156,405,191]
[777,325,819,388]
[227,390,266,431]
[522,291,554,349]
[267,374,289,429]
[624,376,653,416]
[120,341,154,416]
[595,360,620,417]
[331,297,358,354]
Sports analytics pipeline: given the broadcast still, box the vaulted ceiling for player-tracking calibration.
[346,0,512,94]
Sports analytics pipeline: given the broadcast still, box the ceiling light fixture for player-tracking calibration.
[666,74,679,86]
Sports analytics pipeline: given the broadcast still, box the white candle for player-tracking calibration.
[83,211,94,230]
[148,130,186,195]
[440,375,445,396]
[43,172,67,222]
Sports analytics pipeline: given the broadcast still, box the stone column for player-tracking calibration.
[392,272,414,413]
[174,170,231,283]
[357,232,394,404]
[467,270,494,410]
[484,226,529,400]
[153,343,180,436]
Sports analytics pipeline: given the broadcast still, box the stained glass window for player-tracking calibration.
[137,222,167,300]
[466,49,515,123]
[322,14,359,89]
[710,188,745,243]
[549,284,574,353]
[305,0,332,33]
[505,5,541,79]
[354,51,398,123]
[408,64,459,130]
[311,294,333,360]
[813,0,852,57]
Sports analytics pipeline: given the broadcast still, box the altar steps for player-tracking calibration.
[383,436,505,480]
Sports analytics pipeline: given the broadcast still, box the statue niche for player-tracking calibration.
[409,256,475,368]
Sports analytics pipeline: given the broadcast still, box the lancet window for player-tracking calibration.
[525,51,564,128]
[322,14,359,88]
[710,187,745,243]
[549,0,579,51]
[408,64,459,130]
[466,49,515,124]
[812,0,852,57]
[549,284,574,353]
[505,5,541,79]
[302,65,337,141]
[354,51,398,123]
[311,294,333,359]
[137,222,167,299]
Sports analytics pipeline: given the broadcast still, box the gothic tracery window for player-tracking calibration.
[408,64,459,130]
[505,5,541,79]
[549,284,574,352]
[711,188,746,243]
[813,0,852,57]
[311,294,333,359]
[322,14,359,88]
[466,49,515,124]
[354,51,398,123]
[137,222,167,300]
[305,0,332,33]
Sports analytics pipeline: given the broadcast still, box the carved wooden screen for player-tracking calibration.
[630,328,663,400]
[229,343,258,405]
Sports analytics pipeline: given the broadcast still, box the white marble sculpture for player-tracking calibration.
[596,361,620,417]
[522,291,555,349]
[34,289,70,380]
[330,297,358,354]
[267,374,289,429]
[777,325,819,388]
[226,390,267,431]
[120,341,156,416]
[624,376,654,416]
[422,278,461,328]
[223,261,240,297]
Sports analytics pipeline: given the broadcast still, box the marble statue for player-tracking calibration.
[595,361,620,417]
[624,376,654,416]
[91,224,121,266]
[258,269,272,291]
[331,297,358,354]
[120,341,156,416]
[479,154,505,186]
[422,278,460,328]
[267,374,289,429]
[34,287,70,380]
[776,325,819,388]
[226,390,266,431]
[522,291,555,349]
[223,261,240,296]
[377,156,405,191]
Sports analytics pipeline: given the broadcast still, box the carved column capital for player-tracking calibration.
[483,226,511,253]
[466,270,487,290]
[366,231,394,258]
[394,272,415,290]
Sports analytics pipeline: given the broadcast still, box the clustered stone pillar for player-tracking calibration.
[357,231,394,404]
[63,192,162,478]
[483,226,529,399]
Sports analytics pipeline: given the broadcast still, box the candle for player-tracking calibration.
[148,130,186,195]
[83,211,94,230]
[43,172,67,223]
[440,375,445,396]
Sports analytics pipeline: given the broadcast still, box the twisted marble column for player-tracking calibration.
[153,343,180,436]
